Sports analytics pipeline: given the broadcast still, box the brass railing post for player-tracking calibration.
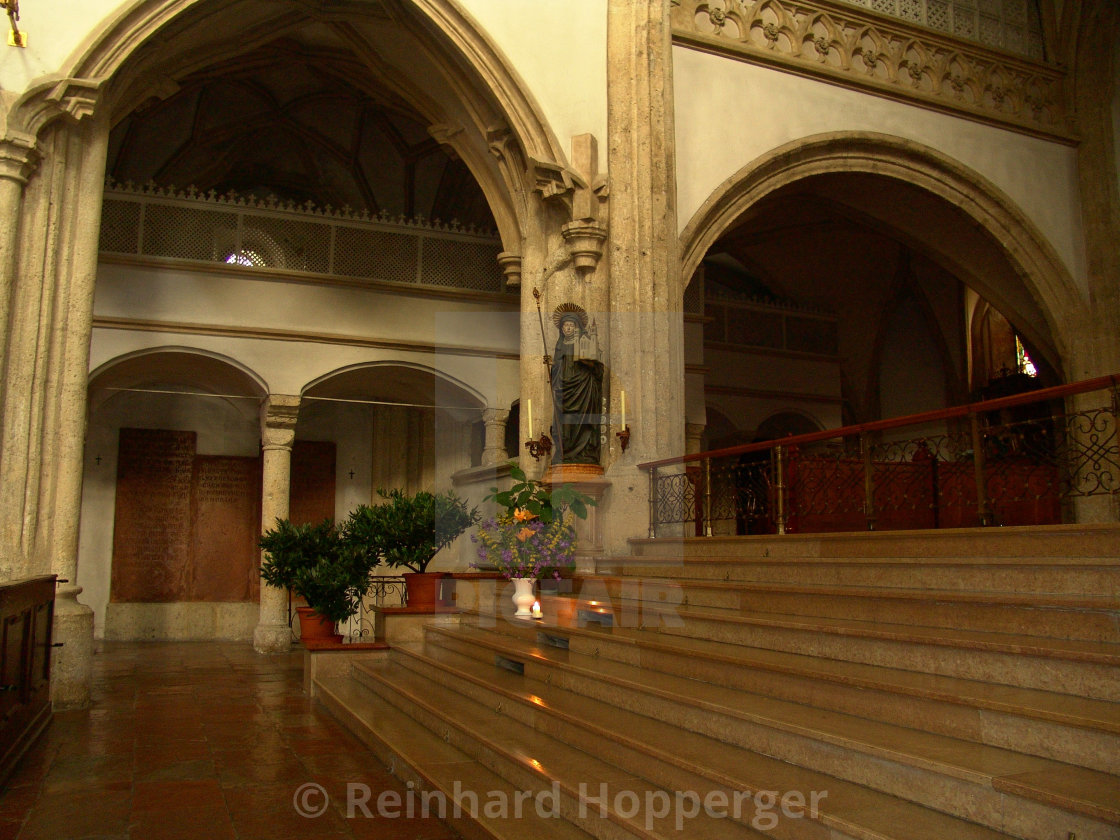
[774,445,787,535]
[861,431,876,531]
[703,457,713,537]
[970,413,992,525]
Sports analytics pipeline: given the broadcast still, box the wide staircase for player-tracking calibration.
[314,523,1120,840]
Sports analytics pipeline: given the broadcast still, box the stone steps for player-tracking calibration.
[315,524,1120,840]
[457,607,1120,774]
[595,558,1120,595]
[627,524,1120,561]
[573,574,1120,642]
[340,658,773,840]
[386,635,1026,840]
[314,671,596,840]
[541,594,1120,700]
[430,620,1119,840]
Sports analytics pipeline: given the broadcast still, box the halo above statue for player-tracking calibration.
[551,302,588,330]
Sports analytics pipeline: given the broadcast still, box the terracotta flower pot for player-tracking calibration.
[295,606,342,643]
[403,572,447,610]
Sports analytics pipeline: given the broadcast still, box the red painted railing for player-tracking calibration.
[640,374,1120,537]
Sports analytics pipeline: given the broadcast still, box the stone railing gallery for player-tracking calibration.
[98,179,509,295]
[671,0,1067,140]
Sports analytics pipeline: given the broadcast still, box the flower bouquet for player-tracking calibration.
[470,464,593,581]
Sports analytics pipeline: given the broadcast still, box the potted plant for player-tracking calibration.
[259,518,375,641]
[344,488,479,609]
[471,464,594,617]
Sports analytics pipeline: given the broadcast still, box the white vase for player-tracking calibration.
[511,577,535,618]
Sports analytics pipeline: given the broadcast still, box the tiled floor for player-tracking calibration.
[0,641,459,840]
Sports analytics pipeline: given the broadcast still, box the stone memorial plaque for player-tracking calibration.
[191,456,262,601]
[111,428,196,602]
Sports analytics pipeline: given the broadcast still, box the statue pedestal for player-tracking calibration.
[543,464,608,575]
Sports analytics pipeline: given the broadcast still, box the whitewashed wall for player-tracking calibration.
[672,46,1088,297]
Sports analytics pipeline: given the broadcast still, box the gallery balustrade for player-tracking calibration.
[642,374,1120,537]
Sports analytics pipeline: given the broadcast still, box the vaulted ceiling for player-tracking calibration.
[106,13,496,230]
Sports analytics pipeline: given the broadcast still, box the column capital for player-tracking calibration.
[261,394,300,449]
[0,135,40,185]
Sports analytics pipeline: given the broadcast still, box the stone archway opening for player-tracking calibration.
[686,159,1068,434]
[81,350,269,641]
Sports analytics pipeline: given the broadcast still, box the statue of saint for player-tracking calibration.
[550,304,603,465]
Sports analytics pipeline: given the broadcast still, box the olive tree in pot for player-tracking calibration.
[345,488,479,609]
[259,518,376,642]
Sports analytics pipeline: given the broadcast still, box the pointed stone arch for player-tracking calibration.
[679,132,1082,374]
[8,0,578,255]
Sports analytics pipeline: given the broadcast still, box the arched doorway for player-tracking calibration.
[681,133,1076,437]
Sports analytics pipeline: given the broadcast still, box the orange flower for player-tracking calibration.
[516,527,535,542]
[513,508,536,522]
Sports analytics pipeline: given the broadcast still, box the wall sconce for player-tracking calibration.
[615,389,631,453]
[2,0,25,47]
[523,397,553,460]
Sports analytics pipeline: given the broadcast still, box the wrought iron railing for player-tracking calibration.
[642,374,1120,537]
[342,575,408,643]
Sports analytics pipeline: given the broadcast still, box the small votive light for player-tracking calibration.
[531,600,542,619]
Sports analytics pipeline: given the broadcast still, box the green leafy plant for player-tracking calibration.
[484,464,594,523]
[258,518,375,624]
[344,488,479,574]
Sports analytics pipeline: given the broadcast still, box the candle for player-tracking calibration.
[621,390,626,429]
[527,398,533,439]
[531,600,542,619]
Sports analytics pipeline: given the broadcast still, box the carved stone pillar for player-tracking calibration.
[254,395,301,653]
[480,408,510,466]
[0,135,38,381]
[0,109,108,708]
[604,0,684,547]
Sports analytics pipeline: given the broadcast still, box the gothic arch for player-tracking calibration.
[679,132,1081,371]
[8,0,577,254]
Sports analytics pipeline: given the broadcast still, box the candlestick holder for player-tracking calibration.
[616,426,631,453]
[525,433,552,461]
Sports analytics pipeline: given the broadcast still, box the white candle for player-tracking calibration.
[621,390,626,429]
[527,398,533,439]
[532,600,542,618]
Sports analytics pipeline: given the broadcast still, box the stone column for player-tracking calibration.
[480,408,510,466]
[254,395,301,654]
[46,113,110,709]
[0,135,38,386]
[604,0,684,548]
[685,422,706,456]
[0,110,107,708]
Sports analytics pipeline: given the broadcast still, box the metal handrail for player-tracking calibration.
[642,373,1120,537]
[640,374,1120,471]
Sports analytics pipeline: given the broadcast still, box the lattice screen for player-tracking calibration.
[98,182,509,296]
[837,0,1045,58]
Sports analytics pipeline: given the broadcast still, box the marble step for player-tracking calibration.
[346,657,773,840]
[572,575,1120,642]
[627,523,1120,561]
[505,596,1120,701]
[389,638,1024,840]
[421,623,1120,840]
[594,557,1120,596]
[314,672,595,840]
[457,608,1120,774]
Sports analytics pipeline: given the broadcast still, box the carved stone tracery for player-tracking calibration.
[671,0,1068,139]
